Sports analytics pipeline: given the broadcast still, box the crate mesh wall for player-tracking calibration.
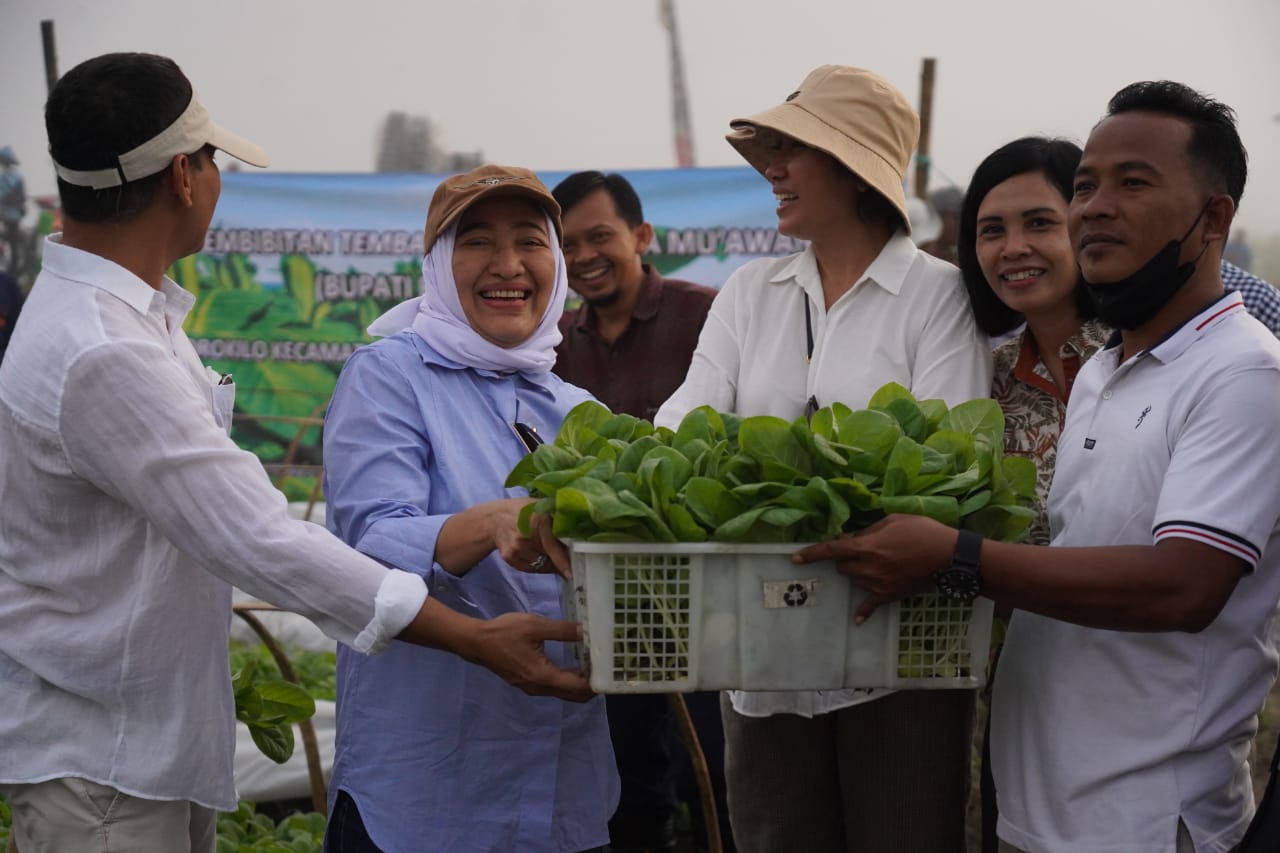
[610,552,693,683]
[895,592,975,679]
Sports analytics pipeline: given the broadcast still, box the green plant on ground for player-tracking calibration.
[232,656,316,765]
[215,801,325,853]
[229,641,337,703]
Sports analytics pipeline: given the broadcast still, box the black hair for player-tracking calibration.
[1106,80,1247,209]
[957,136,1096,337]
[45,52,196,224]
[856,185,906,234]
[551,171,644,227]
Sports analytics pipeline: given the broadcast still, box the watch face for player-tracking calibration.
[937,566,982,603]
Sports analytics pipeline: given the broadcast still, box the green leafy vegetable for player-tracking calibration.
[506,383,1036,546]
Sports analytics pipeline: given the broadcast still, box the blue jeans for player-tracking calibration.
[324,790,381,853]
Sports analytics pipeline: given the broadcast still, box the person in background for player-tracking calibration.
[1224,228,1253,270]
[1222,256,1280,336]
[959,137,1104,549]
[551,170,727,853]
[922,185,964,264]
[656,64,991,853]
[0,146,25,276]
[0,55,589,853]
[321,164,619,853]
[553,170,717,421]
[0,269,22,364]
[798,80,1280,853]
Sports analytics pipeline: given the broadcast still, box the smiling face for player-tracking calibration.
[561,187,652,307]
[1069,111,1206,284]
[451,195,557,348]
[761,134,861,240]
[974,171,1077,322]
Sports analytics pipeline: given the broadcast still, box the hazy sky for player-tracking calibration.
[3,0,1278,235]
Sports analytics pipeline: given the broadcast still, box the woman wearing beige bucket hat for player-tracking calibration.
[320,164,619,852]
[656,65,992,852]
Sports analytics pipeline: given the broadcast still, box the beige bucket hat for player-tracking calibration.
[726,65,920,233]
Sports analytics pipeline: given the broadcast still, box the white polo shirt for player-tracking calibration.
[992,294,1280,853]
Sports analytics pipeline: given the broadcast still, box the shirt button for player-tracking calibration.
[1102,390,1113,399]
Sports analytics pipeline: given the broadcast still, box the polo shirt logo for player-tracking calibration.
[1135,405,1152,429]
[1084,438,1096,450]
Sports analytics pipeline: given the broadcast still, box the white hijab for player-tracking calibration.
[367,213,567,373]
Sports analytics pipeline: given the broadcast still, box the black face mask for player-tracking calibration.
[1082,200,1212,330]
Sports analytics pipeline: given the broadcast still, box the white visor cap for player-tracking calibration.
[53,90,269,189]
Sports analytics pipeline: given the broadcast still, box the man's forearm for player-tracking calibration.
[982,538,1242,632]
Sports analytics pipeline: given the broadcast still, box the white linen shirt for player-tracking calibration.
[0,237,425,810]
[992,295,1280,853]
[655,233,992,717]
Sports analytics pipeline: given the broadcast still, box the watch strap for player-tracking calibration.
[953,528,982,569]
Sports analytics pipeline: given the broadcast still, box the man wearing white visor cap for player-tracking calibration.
[51,87,269,190]
[0,52,593,853]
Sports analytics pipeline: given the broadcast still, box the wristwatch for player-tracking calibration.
[935,529,984,603]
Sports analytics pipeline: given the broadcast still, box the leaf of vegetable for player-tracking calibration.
[248,723,295,764]
[1003,455,1038,501]
[939,398,1006,447]
[737,416,811,483]
[554,401,615,454]
[867,382,913,410]
[962,503,1036,542]
[882,397,930,443]
[254,680,317,726]
[683,477,747,530]
[880,494,961,527]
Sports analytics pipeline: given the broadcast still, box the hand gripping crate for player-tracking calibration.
[563,541,994,694]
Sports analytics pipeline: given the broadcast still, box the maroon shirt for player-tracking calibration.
[554,264,716,421]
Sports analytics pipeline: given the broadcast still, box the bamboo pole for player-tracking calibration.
[668,693,722,853]
[915,58,937,199]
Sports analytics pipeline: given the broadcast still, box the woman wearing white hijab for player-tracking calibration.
[321,165,619,853]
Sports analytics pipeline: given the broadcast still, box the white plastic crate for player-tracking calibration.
[563,541,994,694]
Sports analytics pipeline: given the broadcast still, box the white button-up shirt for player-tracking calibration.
[656,234,992,716]
[0,237,425,810]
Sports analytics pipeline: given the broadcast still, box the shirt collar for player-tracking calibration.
[1010,319,1111,402]
[407,330,559,393]
[41,234,195,326]
[767,230,916,297]
[1145,291,1245,364]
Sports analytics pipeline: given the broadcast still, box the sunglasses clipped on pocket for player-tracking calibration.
[512,421,544,453]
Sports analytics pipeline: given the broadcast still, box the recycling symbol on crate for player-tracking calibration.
[763,578,819,609]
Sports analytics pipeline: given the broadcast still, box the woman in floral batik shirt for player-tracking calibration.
[956,136,1110,853]
[958,137,1110,548]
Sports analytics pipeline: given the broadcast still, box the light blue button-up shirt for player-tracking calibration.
[323,331,619,853]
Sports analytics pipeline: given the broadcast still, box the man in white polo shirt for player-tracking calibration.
[795,81,1280,853]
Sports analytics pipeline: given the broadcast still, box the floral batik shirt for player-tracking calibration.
[992,319,1111,545]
